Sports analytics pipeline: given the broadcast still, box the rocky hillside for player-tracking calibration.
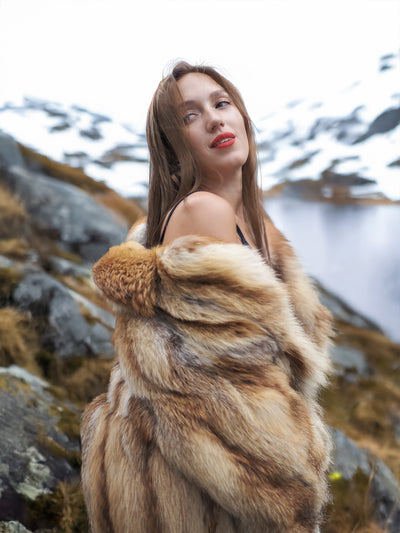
[0,132,399,532]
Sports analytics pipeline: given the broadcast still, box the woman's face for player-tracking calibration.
[177,73,249,182]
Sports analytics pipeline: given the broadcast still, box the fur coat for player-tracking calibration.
[81,220,333,533]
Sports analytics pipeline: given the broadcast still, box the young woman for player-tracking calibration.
[145,61,270,259]
[81,62,333,533]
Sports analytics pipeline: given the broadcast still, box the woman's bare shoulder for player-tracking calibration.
[162,191,239,245]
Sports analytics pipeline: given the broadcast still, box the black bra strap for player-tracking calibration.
[236,225,250,246]
[159,191,198,244]
[160,190,251,247]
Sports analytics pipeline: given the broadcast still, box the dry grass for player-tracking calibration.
[60,357,113,405]
[55,274,108,310]
[18,143,109,194]
[0,183,29,239]
[38,353,113,406]
[27,480,88,533]
[0,266,22,304]
[335,321,400,385]
[95,189,145,226]
[0,307,40,374]
[49,245,83,264]
[0,238,29,259]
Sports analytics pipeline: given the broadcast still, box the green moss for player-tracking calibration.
[48,404,81,441]
[47,384,68,402]
[322,374,399,448]
[61,356,85,376]
[324,469,374,532]
[35,349,56,378]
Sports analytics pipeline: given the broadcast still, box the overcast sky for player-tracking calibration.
[1,0,399,130]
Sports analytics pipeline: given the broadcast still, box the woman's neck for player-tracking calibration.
[201,171,244,219]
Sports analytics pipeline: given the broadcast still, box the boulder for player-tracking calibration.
[0,366,80,524]
[13,269,113,358]
[66,287,115,330]
[330,344,370,380]
[1,166,127,262]
[0,134,25,169]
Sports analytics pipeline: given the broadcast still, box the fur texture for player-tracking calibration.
[81,221,333,533]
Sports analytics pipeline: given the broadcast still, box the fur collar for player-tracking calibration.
[92,222,332,400]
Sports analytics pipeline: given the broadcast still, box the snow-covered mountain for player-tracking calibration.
[0,52,399,201]
[256,52,399,202]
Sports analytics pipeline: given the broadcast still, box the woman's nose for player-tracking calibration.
[206,109,224,132]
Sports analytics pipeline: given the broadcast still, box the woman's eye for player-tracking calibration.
[184,112,197,124]
[216,100,230,109]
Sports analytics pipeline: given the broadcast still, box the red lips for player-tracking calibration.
[210,132,235,149]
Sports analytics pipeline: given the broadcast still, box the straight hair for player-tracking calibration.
[145,61,271,262]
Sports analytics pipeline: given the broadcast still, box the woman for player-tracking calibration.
[145,61,269,258]
[81,62,333,533]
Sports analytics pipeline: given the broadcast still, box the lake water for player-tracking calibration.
[264,197,400,343]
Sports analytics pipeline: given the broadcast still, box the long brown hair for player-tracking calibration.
[145,61,271,262]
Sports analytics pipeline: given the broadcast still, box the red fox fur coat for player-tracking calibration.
[81,220,333,533]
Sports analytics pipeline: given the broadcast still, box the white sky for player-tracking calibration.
[0,0,399,131]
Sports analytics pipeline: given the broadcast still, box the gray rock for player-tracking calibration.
[371,459,400,531]
[67,287,115,330]
[330,427,371,479]
[0,522,33,533]
[0,366,48,391]
[46,255,91,277]
[0,368,79,522]
[354,107,400,144]
[330,344,370,378]
[79,126,102,140]
[330,428,400,532]
[13,270,113,357]
[0,133,25,169]
[316,282,381,331]
[0,256,16,269]
[87,321,115,354]
[2,165,127,262]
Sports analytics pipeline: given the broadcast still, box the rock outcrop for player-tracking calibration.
[2,164,127,262]
[0,132,399,532]
[0,366,80,525]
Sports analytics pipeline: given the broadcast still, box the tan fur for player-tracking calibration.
[82,223,333,533]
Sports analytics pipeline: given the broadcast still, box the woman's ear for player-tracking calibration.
[92,242,158,317]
